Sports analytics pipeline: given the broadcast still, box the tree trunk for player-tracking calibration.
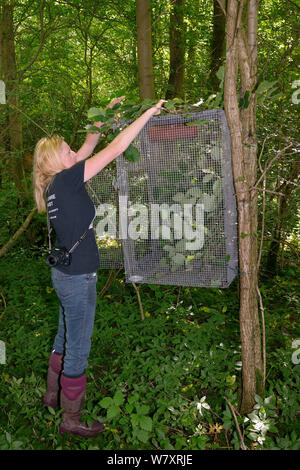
[166,0,185,99]
[0,0,28,200]
[136,0,155,100]
[223,0,263,414]
[209,0,226,92]
[239,0,263,396]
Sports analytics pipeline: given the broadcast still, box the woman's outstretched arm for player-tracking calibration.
[84,99,166,182]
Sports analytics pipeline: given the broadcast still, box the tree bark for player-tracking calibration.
[223,0,263,414]
[0,0,28,200]
[136,0,155,100]
[238,0,263,396]
[166,0,185,99]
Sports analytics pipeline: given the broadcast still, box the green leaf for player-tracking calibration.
[137,404,149,415]
[113,390,124,406]
[99,396,113,409]
[159,257,169,267]
[171,253,186,266]
[172,192,185,202]
[87,107,106,120]
[124,144,140,162]
[216,65,225,82]
[254,394,263,405]
[213,179,223,198]
[185,119,212,126]
[107,405,121,420]
[203,194,216,212]
[211,145,221,160]
[135,428,149,443]
[248,432,259,441]
[125,403,134,414]
[203,174,214,184]
[256,80,277,95]
[131,413,140,427]
[139,415,152,432]
[163,244,175,253]
[164,99,182,111]
[141,98,156,106]
[48,406,56,415]
[223,421,232,431]
[84,124,102,134]
[186,187,203,197]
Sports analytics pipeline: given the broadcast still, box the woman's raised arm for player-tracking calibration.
[83,100,166,182]
[76,96,126,163]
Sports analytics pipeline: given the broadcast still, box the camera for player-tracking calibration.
[46,247,71,267]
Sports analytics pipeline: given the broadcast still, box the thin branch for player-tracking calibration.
[254,144,293,189]
[224,398,248,450]
[256,286,266,390]
[98,269,122,298]
[150,0,177,30]
[216,0,227,16]
[0,207,37,258]
[0,292,7,321]
[257,175,266,273]
[258,136,269,174]
[131,282,145,321]
[286,0,300,11]
[249,187,285,197]
[8,103,50,136]
[19,0,46,77]
[261,236,300,261]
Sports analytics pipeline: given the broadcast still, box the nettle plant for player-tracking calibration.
[99,391,153,445]
[81,97,205,163]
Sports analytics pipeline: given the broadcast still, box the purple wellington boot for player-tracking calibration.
[43,350,63,408]
[59,373,105,437]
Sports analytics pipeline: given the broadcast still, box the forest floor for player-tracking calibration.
[0,245,299,450]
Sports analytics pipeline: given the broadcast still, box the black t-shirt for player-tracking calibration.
[46,160,100,275]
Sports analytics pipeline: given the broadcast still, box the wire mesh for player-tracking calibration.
[87,109,238,288]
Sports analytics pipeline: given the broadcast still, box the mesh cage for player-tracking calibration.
[88,109,238,288]
[87,165,123,269]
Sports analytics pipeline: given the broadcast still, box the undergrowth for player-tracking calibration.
[0,245,299,450]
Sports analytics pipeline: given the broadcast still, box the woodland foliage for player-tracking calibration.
[0,0,299,451]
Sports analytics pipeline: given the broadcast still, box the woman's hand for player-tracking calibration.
[92,96,126,129]
[150,99,167,116]
[107,95,126,109]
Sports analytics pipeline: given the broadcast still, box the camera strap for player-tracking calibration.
[47,209,53,252]
[47,208,91,254]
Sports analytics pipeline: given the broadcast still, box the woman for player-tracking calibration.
[33,97,166,437]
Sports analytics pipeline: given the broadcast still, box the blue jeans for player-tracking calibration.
[51,268,98,377]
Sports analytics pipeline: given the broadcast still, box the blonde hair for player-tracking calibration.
[33,135,66,213]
